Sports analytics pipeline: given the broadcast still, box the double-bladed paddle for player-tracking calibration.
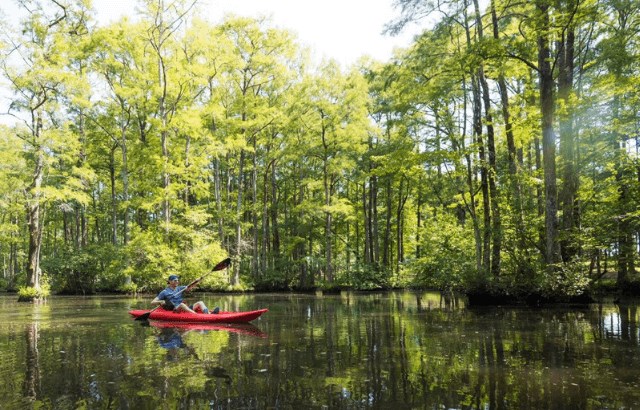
[135,257,231,321]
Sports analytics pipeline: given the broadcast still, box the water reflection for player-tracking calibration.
[23,323,40,402]
[150,322,267,363]
[156,326,187,350]
[2,293,640,408]
[155,327,197,361]
[601,302,639,341]
[148,321,268,338]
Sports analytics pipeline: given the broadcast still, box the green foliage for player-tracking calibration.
[252,271,293,291]
[227,283,252,292]
[118,281,138,294]
[42,244,126,294]
[346,264,391,290]
[123,224,227,293]
[17,283,50,301]
[411,214,477,291]
[1,0,638,299]
[537,261,592,299]
[17,286,39,300]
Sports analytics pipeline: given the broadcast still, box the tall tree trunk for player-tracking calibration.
[371,173,379,267]
[297,164,310,288]
[384,178,392,267]
[558,23,579,262]
[252,140,259,279]
[161,127,171,230]
[363,133,380,270]
[184,135,191,205]
[637,134,640,272]
[109,146,118,245]
[362,181,372,265]
[613,96,633,288]
[416,189,422,259]
[465,152,483,273]
[323,167,334,283]
[151,7,172,232]
[320,117,334,283]
[534,137,545,252]
[76,101,88,249]
[270,161,280,259]
[491,0,527,261]
[473,73,491,275]
[459,74,483,273]
[9,222,18,288]
[214,157,224,241]
[261,160,272,278]
[481,71,502,277]
[396,177,408,270]
[120,118,131,246]
[234,149,245,286]
[26,189,43,291]
[474,0,502,278]
[225,153,232,251]
[26,113,44,294]
[464,12,490,276]
[537,1,562,267]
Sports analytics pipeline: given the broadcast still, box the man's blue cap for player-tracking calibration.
[167,274,179,282]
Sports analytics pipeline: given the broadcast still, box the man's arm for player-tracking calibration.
[151,296,165,306]
[151,290,166,306]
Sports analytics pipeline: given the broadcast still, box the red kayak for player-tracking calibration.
[129,308,268,323]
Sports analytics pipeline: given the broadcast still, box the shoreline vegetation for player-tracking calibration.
[1,2,638,304]
[6,276,640,307]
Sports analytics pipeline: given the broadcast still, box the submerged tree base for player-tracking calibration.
[17,295,47,303]
[17,285,50,303]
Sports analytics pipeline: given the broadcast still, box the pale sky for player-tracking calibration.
[94,0,421,66]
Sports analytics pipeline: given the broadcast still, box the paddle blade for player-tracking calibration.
[135,305,160,321]
[213,257,231,271]
[134,311,152,321]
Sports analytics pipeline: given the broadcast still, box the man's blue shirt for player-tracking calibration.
[157,285,187,307]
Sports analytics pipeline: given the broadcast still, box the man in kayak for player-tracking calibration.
[152,274,219,314]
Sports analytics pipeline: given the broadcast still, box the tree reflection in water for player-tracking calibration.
[606,301,638,342]
[23,323,40,402]
[2,293,640,408]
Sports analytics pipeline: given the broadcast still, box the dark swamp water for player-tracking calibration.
[1,291,639,409]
